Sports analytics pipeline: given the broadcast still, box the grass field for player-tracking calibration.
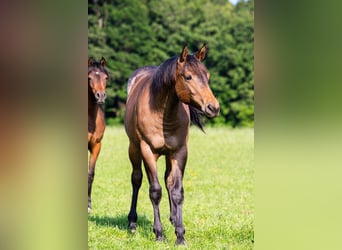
[88,126,254,249]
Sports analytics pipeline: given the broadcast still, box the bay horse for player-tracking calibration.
[124,44,220,244]
[88,57,108,213]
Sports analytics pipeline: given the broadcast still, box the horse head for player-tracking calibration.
[175,44,220,118]
[88,57,109,104]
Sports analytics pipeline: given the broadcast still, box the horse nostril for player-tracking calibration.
[207,103,220,116]
[95,92,106,99]
[207,103,215,112]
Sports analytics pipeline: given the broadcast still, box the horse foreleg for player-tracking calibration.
[149,178,163,241]
[141,142,163,241]
[88,142,101,213]
[167,148,187,245]
[128,142,143,232]
[165,155,177,226]
[172,176,185,245]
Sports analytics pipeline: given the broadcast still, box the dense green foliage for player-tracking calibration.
[88,127,254,248]
[88,0,254,127]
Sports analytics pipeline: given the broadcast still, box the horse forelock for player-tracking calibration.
[88,62,108,77]
[183,55,208,82]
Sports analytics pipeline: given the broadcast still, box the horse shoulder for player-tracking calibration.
[137,111,165,150]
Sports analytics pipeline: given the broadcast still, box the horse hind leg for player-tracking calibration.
[127,142,143,232]
[88,142,101,213]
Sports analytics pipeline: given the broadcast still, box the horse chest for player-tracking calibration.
[147,135,177,153]
[142,128,185,153]
[137,113,188,153]
[88,114,105,144]
[164,134,183,150]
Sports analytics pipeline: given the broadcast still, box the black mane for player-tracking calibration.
[151,56,178,95]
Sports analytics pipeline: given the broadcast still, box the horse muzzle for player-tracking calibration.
[95,91,107,104]
[204,102,220,118]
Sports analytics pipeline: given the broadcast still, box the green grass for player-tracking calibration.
[88,126,254,249]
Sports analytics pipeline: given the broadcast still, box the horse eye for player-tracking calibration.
[185,75,192,81]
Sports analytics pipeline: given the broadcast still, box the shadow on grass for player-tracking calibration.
[88,213,154,236]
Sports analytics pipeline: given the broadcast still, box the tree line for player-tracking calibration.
[88,0,254,127]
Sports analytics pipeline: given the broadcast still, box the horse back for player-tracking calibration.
[127,66,156,95]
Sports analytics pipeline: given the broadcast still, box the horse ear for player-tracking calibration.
[179,44,188,63]
[100,57,106,67]
[88,57,94,67]
[195,43,207,61]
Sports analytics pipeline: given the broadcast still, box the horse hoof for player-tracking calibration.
[88,207,92,213]
[175,238,186,245]
[128,223,137,233]
[155,236,164,242]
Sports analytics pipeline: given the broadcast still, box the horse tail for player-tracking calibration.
[189,106,205,132]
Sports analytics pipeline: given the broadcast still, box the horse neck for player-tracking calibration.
[88,91,103,119]
[153,84,180,119]
[151,60,181,115]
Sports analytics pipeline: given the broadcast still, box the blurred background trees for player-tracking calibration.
[88,0,254,127]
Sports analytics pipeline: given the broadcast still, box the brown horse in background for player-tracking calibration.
[88,57,108,213]
[124,44,220,244]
